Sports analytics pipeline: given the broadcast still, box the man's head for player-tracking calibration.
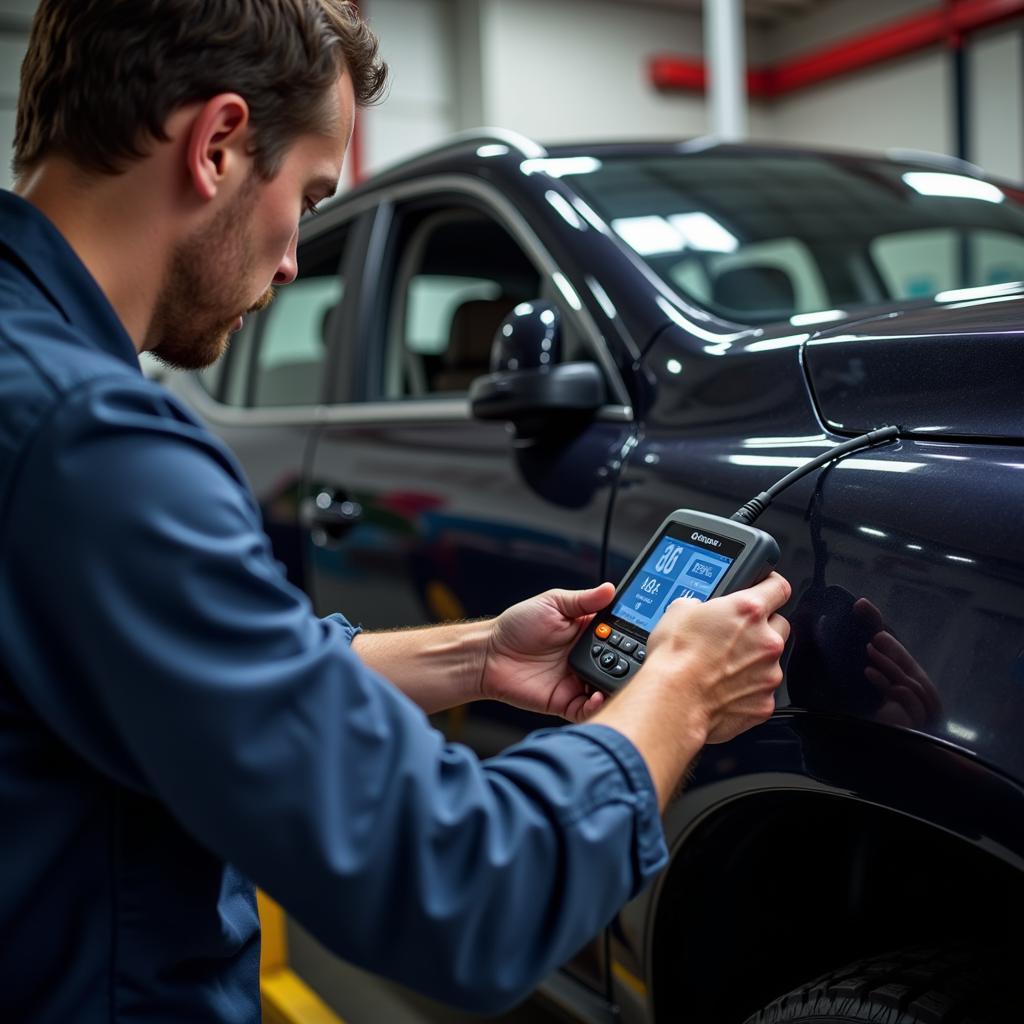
[14,0,387,368]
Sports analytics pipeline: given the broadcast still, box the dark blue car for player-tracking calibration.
[168,132,1024,1024]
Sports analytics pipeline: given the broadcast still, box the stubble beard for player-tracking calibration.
[147,179,274,371]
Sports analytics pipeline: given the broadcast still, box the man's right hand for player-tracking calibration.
[590,573,791,808]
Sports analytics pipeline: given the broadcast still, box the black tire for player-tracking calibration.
[743,946,1017,1024]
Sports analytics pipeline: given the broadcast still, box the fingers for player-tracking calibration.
[551,582,615,620]
[768,612,791,644]
[871,630,925,681]
[866,637,941,721]
[565,687,606,723]
[852,597,885,634]
[747,572,792,614]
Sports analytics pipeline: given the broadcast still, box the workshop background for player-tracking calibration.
[3,0,1023,1022]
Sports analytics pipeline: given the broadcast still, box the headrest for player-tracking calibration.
[445,298,519,368]
[712,265,795,317]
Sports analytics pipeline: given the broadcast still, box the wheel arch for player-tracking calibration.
[609,713,1024,1024]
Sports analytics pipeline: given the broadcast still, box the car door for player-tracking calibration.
[302,180,637,995]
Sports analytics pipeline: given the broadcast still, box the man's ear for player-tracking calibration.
[185,93,252,201]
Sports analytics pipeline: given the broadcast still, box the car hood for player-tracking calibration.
[803,287,1024,441]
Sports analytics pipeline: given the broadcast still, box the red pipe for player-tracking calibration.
[650,0,1024,99]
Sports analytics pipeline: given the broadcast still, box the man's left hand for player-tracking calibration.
[479,583,615,723]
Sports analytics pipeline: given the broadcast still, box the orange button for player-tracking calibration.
[594,622,612,639]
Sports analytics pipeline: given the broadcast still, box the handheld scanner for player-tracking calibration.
[569,509,779,693]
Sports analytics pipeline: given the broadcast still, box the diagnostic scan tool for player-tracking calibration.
[569,510,778,692]
[569,425,902,694]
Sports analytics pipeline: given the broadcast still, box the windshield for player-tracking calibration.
[564,152,1024,326]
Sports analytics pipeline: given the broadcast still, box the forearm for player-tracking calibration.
[590,665,709,811]
[351,619,492,714]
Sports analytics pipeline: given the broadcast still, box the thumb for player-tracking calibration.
[551,582,615,620]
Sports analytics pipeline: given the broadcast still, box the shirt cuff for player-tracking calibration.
[322,611,363,647]
[571,723,668,885]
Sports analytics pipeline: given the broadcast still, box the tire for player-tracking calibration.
[743,946,1017,1024]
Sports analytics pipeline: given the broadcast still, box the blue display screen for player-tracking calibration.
[611,533,737,634]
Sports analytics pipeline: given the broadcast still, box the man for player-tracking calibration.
[0,2,791,1022]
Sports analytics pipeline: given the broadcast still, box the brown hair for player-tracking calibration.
[13,0,387,179]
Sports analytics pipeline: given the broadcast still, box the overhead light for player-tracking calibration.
[476,144,510,158]
[668,212,739,253]
[552,272,582,311]
[612,215,685,256]
[745,333,810,352]
[520,156,602,178]
[545,190,584,230]
[935,282,1021,303]
[903,171,1004,203]
[790,309,847,327]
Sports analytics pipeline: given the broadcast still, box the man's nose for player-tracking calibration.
[274,233,299,286]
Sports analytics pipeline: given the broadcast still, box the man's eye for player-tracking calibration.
[304,198,322,217]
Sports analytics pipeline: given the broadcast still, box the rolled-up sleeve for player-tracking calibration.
[0,375,666,1012]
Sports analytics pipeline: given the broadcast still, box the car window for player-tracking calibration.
[251,275,345,408]
[872,228,1024,299]
[381,209,542,399]
[210,225,350,409]
[665,237,828,320]
[566,153,1024,323]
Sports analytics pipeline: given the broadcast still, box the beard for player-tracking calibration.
[146,177,275,371]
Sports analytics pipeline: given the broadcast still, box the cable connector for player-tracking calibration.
[729,425,900,525]
[731,492,770,525]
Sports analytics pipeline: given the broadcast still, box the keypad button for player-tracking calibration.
[591,644,605,659]
[609,657,630,678]
[618,636,637,654]
[599,650,618,669]
[608,631,623,648]
[633,646,646,663]
[594,622,612,639]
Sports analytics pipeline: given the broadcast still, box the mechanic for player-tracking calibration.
[0,2,791,1022]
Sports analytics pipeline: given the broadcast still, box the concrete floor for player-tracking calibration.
[289,920,577,1024]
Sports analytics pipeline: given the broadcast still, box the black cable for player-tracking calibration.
[730,425,900,525]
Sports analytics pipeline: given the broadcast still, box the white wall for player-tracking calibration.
[475,0,708,143]
[968,25,1024,181]
[358,0,458,178]
[2,0,1023,189]
[0,0,35,190]
[761,0,936,62]
[760,51,952,157]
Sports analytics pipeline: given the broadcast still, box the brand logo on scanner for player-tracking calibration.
[691,531,721,547]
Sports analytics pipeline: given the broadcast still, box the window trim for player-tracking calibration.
[187,173,633,423]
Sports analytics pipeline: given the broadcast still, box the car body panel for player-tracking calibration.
[805,289,1024,439]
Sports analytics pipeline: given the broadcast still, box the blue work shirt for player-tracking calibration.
[0,188,667,1023]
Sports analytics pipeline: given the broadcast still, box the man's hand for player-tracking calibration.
[592,573,792,807]
[479,582,616,723]
[853,597,941,728]
[643,574,792,743]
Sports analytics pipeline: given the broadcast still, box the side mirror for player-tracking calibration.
[469,301,605,433]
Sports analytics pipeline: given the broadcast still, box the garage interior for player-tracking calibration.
[3,1,1023,1023]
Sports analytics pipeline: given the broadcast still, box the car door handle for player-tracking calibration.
[300,490,363,543]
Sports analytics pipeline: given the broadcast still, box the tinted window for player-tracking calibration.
[872,227,1024,298]
[252,276,343,407]
[381,210,541,398]
[567,153,1024,323]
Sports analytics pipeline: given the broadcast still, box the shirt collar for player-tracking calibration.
[0,188,140,370]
